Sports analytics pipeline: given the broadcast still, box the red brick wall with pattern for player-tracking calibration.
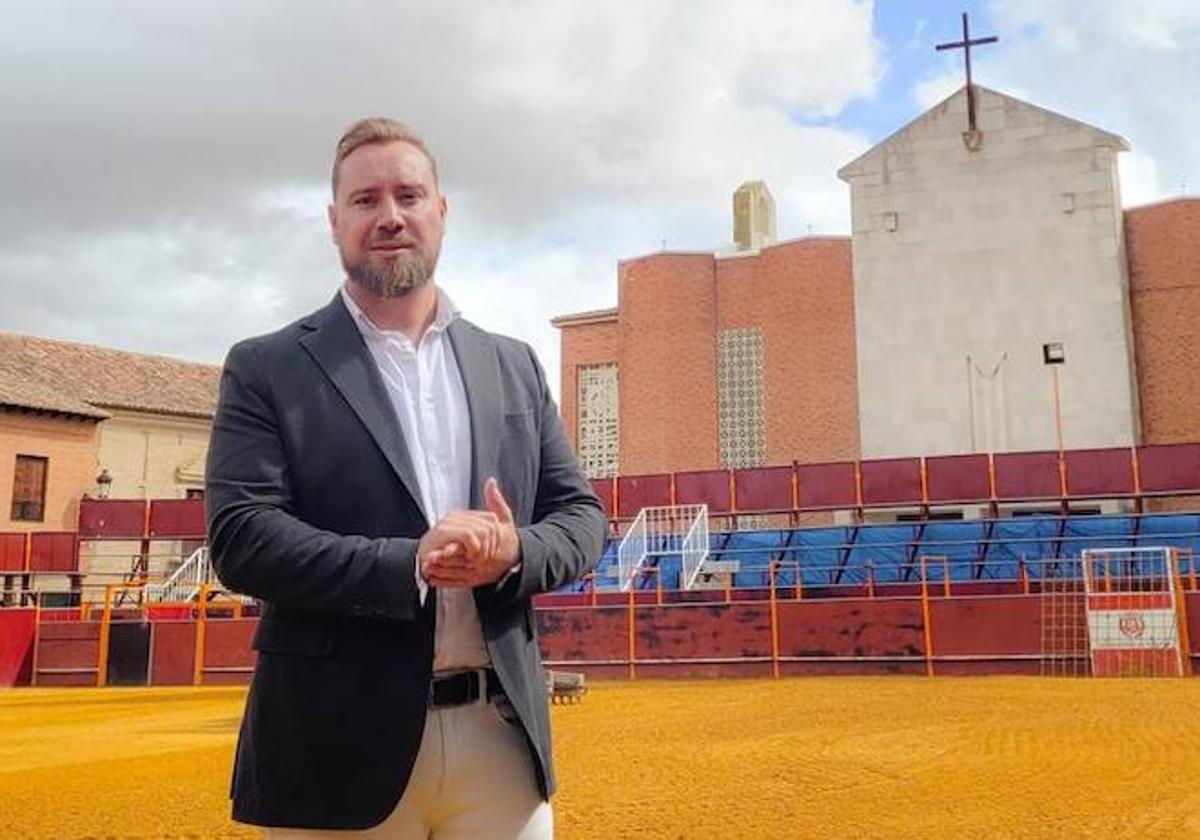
[1126,199,1200,444]
[558,319,619,452]
[556,238,858,476]
[715,238,859,465]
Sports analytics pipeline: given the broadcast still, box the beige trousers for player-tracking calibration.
[264,697,552,840]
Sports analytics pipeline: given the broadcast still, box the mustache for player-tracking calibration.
[369,236,415,248]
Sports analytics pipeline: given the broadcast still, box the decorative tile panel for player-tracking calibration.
[578,363,619,478]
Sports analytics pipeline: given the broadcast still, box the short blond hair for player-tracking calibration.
[331,117,440,196]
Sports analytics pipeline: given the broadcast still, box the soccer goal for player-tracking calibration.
[1080,547,1192,678]
[616,504,709,592]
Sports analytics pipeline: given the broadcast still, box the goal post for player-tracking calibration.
[1081,547,1192,678]
[617,505,709,592]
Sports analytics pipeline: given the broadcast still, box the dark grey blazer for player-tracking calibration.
[205,292,606,830]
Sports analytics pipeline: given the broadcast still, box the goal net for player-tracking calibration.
[1080,547,1191,678]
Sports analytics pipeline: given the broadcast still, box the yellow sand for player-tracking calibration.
[1,678,1199,839]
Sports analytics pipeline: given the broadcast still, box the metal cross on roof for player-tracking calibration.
[935,12,999,134]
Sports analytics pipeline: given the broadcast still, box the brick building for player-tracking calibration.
[0,333,220,535]
[553,87,1200,479]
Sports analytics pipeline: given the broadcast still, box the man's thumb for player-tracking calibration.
[484,477,514,523]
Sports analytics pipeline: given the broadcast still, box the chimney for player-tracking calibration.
[733,180,776,251]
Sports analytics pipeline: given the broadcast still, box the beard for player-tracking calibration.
[343,247,434,298]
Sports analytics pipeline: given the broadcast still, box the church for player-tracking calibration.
[552,84,1200,482]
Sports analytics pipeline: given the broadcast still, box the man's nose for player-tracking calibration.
[375,197,405,231]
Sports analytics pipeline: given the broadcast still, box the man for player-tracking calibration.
[205,117,606,838]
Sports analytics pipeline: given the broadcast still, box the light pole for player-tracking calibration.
[1043,342,1066,451]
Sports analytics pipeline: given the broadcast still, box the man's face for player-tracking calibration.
[328,140,447,298]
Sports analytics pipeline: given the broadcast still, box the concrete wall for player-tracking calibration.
[97,410,210,500]
[842,86,1139,458]
[84,411,210,586]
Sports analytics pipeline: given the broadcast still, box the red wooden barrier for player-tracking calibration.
[78,499,146,538]
[0,533,26,573]
[148,499,206,538]
[1065,447,1135,498]
[617,474,672,518]
[993,450,1062,499]
[734,466,793,514]
[674,469,731,513]
[795,461,857,510]
[860,458,923,506]
[590,478,615,519]
[1138,443,1200,494]
[925,454,991,504]
[0,609,36,686]
[29,533,77,573]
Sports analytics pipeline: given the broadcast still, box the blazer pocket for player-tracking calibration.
[503,407,536,427]
[252,615,337,657]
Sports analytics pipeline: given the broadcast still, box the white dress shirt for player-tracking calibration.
[340,283,490,672]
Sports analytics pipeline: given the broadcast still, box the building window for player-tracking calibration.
[577,363,619,478]
[12,455,48,522]
[718,328,766,470]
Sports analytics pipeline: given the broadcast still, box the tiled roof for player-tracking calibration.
[0,332,221,420]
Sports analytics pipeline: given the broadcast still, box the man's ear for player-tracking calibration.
[327,203,339,246]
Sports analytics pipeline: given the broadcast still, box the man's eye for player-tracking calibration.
[354,196,374,206]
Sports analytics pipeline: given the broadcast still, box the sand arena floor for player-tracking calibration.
[1,678,1199,839]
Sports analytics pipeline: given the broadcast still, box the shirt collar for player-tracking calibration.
[339,282,460,343]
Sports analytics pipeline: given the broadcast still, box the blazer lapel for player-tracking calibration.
[447,319,502,509]
[298,295,426,525]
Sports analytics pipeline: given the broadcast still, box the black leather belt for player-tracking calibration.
[428,668,503,709]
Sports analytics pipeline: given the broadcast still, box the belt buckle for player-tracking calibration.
[428,669,488,709]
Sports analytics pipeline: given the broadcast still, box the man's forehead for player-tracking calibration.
[338,141,436,190]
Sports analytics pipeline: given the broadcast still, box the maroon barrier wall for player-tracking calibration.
[0,534,26,572]
[35,621,101,686]
[537,590,1200,679]
[151,621,197,686]
[200,620,256,685]
[0,609,36,686]
[675,469,732,513]
[9,591,1198,686]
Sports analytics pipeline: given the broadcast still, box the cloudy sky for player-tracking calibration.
[2,0,1197,397]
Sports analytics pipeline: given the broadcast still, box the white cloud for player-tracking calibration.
[905,2,1199,218]
[1119,152,1167,208]
[0,0,881,398]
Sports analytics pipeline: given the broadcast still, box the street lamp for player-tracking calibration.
[96,469,113,500]
[1043,342,1066,451]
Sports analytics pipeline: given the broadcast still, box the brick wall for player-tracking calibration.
[618,253,719,474]
[716,238,859,465]
[558,318,619,453]
[0,410,100,532]
[555,237,859,477]
[1126,198,1200,444]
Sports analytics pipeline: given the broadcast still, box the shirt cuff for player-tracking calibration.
[415,559,428,606]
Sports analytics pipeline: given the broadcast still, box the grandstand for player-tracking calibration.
[1,440,1198,687]
[573,510,1200,595]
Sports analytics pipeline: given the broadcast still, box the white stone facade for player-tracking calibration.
[838,86,1139,458]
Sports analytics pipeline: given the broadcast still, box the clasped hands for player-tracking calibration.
[417,477,520,588]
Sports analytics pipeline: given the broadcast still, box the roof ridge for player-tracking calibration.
[0,330,221,371]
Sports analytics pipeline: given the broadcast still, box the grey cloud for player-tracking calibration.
[0,0,880,368]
